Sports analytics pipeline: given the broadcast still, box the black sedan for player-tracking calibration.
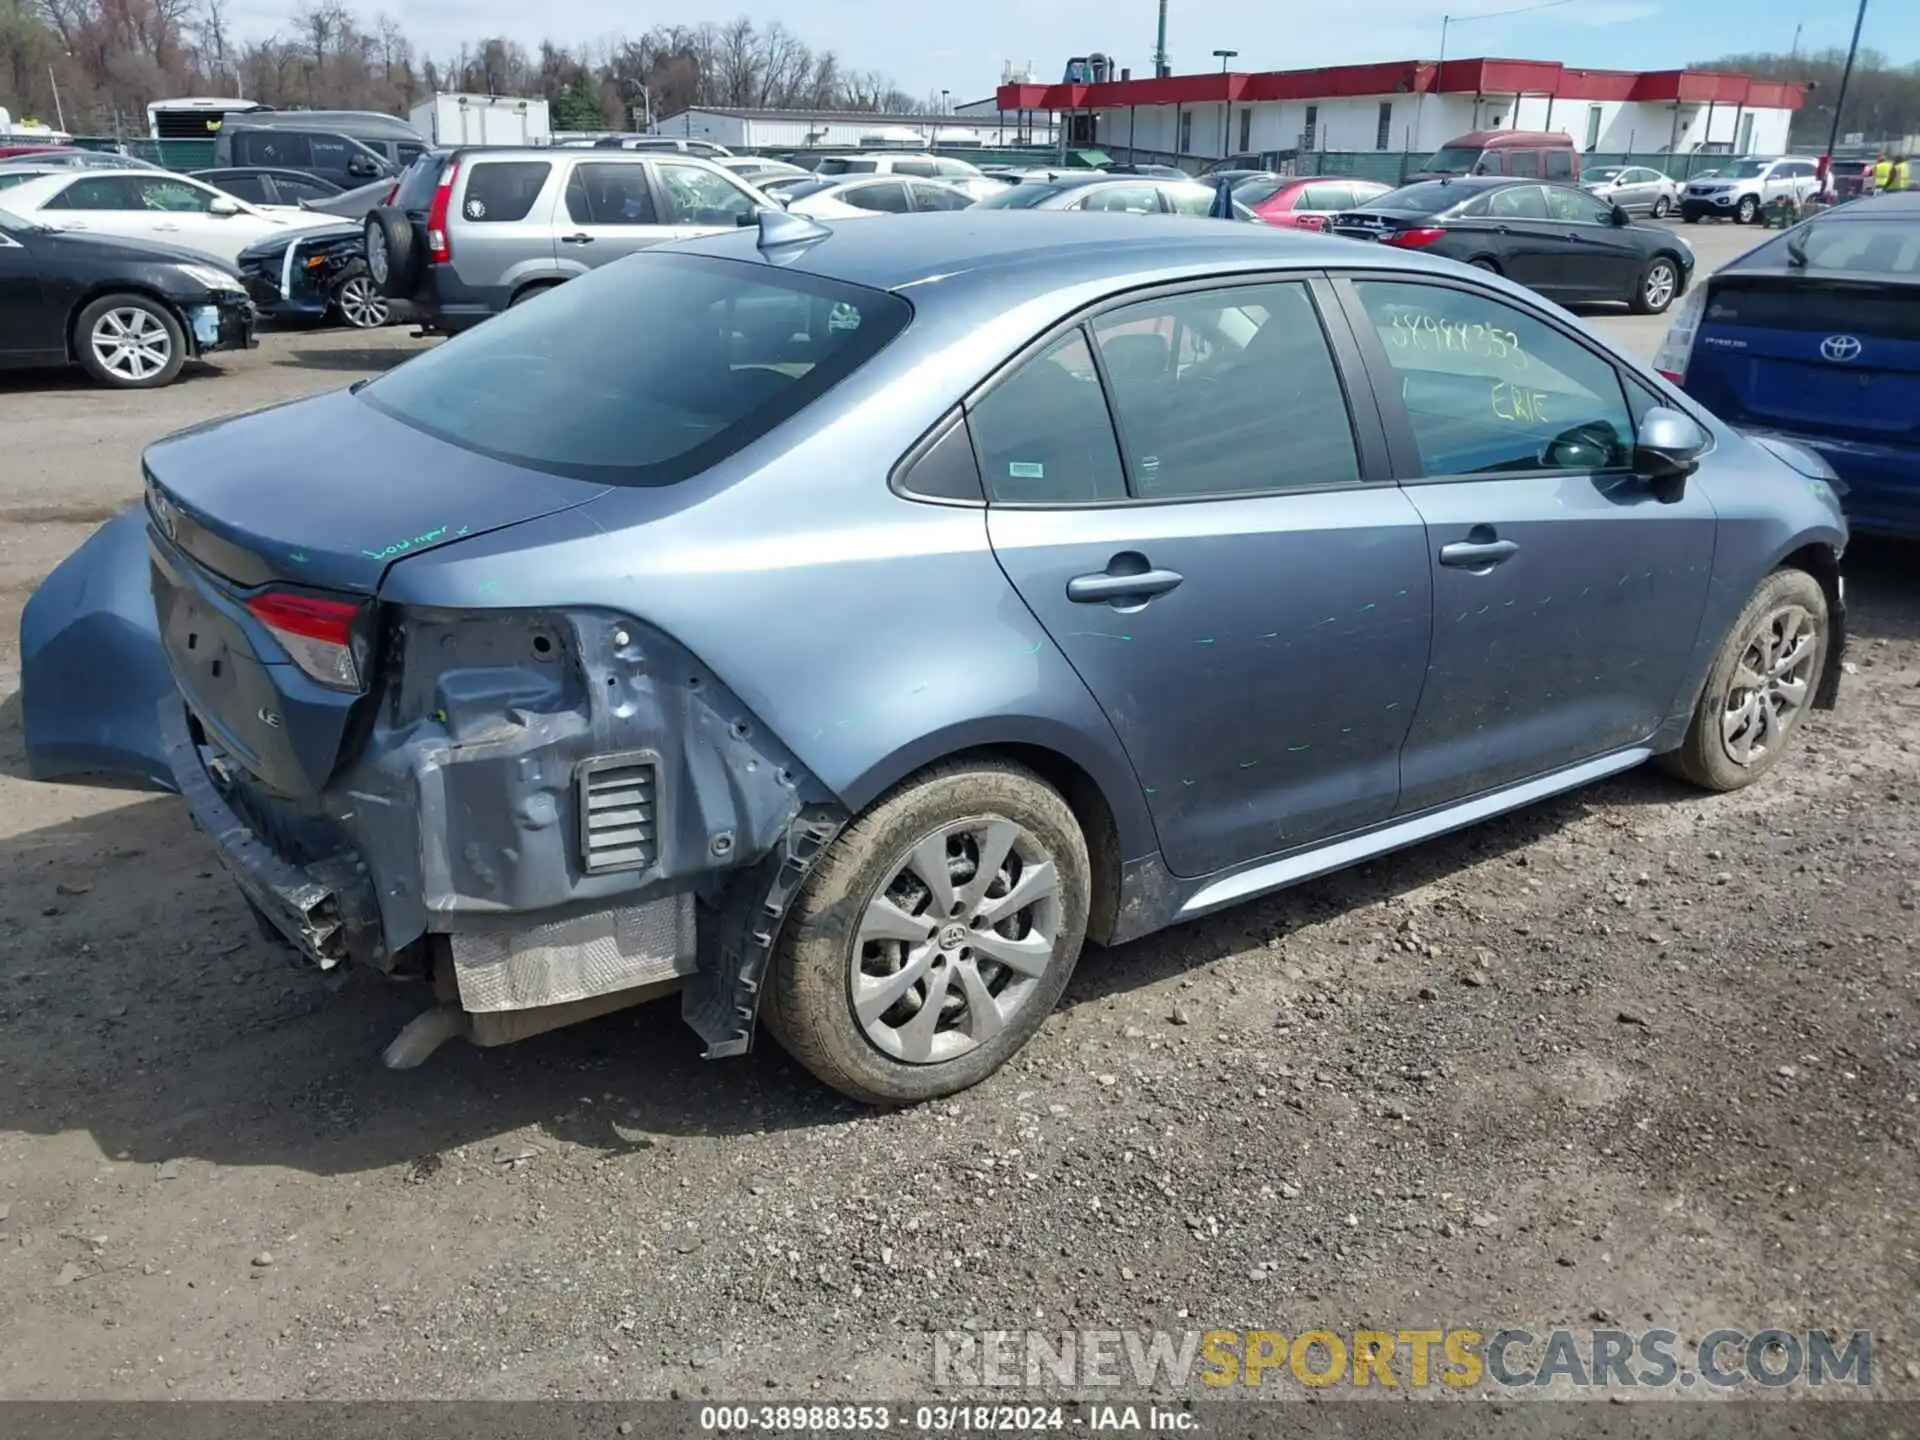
[0,205,254,388]
[1330,177,1695,314]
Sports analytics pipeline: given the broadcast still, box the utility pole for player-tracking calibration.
[1213,49,1237,159]
[1823,0,1868,162]
[1153,0,1170,78]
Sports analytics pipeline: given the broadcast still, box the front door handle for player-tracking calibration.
[1439,539,1519,569]
[561,232,595,244]
[1067,565,1184,605]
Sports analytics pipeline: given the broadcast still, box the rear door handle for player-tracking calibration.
[1439,539,1519,569]
[561,232,595,244]
[1067,566,1184,604]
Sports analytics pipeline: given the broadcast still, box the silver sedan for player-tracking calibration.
[1580,165,1682,218]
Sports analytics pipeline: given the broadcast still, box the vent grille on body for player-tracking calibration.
[577,753,659,874]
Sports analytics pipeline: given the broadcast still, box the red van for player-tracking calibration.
[1410,130,1579,183]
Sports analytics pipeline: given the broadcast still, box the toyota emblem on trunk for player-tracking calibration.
[149,488,179,542]
[1820,334,1863,363]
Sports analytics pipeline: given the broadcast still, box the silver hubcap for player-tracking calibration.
[851,818,1062,1065]
[1644,264,1676,309]
[338,276,389,328]
[1654,197,1669,216]
[1722,604,1819,766]
[91,307,171,381]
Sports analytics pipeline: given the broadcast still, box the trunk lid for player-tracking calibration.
[143,386,610,595]
[143,385,611,797]
[1328,207,1430,241]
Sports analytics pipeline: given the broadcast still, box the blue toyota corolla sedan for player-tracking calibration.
[21,210,1849,1104]
[1656,191,1919,538]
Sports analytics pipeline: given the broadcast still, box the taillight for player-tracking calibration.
[426,160,458,265]
[380,181,399,205]
[244,592,365,691]
[1383,226,1447,248]
[1652,284,1708,385]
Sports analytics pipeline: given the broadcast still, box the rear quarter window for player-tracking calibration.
[459,161,552,223]
[358,252,912,485]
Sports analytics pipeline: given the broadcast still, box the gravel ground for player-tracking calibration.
[1,223,1915,1402]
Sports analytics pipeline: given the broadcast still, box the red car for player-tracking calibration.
[0,144,66,159]
[1235,174,1394,230]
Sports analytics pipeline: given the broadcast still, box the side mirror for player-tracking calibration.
[1611,203,1631,226]
[208,195,240,217]
[1633,405,1709,501]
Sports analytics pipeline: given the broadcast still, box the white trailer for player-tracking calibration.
[408,94,551,148]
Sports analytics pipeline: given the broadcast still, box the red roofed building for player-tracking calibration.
[994,57,1808,164]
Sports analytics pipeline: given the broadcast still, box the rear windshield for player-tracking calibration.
[359,252,911,486]
[1723,160,1770,179]
[1358,181,1471,215]
[1233,178,1286,206]
[1580,167,1623,183]
[394,153,446,211]
[1747,216,1920,277]
[816,157,879,175]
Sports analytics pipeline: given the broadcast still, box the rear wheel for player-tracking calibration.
[1632,256,1681,315]
[74,294,185,389]
[1659,568,1828,792]
[763,759,1091,1106]
[1468,257,1501,274]
[1651,194,1672,218]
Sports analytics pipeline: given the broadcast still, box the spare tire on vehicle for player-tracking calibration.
[363,206,419,300]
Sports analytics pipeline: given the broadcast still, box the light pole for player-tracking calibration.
[1412,0,1574,154]
[1213,49,1237,159]
[1823,0,1869,166]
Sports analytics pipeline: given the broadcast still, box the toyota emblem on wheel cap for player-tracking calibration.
[1820,334,1863,363]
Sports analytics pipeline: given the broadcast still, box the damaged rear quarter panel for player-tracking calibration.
[373,404,1159,883]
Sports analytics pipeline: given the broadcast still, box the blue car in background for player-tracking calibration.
[1657,192,1920,538]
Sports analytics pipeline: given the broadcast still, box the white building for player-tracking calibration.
[997,57,1807,164]
[649,106,1056,151]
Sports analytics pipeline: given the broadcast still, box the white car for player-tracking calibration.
[781,175,980,219]
[1679,156,1824,224]
[811,153,985,182]
[1579,164,1682,218]
[0,169,342,265]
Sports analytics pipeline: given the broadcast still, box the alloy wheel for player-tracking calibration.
[90,307,172,383]
[336,275,390,329]
[1643,262,1677,311]
[1721,603,1820,766]
[850,817,1063,1065]
[1652,195,1671,217]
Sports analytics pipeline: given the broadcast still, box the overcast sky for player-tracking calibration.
[227,0,1912,103]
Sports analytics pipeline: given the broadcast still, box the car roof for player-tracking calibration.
[673,210,1452,307]
[1450,130,1572,147]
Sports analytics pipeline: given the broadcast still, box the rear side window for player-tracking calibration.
[908,182,971,211]
[968,331,1126,504]
[461,161,550,223]
[1300,183,1352,211]
[1081,184,1162,214]
[818,157,878,175]
[1543,150,1573,180]
[566,163,657,225]
[1092,283,1359,498]
[1488,185,1548,219]
[893,160,937,178]
[237,131,313,168]
[46,176,142,209]
[359,252,910,486]
[846,181,910,213]
[1506,150,1542,178]
[309,134,356,172]
[1353,280,1634,478]
[214,172,270,203]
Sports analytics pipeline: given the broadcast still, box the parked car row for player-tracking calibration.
[19,205,1852,1102]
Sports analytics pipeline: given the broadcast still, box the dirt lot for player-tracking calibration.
[1,224,1916,1402]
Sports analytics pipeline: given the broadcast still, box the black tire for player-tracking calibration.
[73,293,186,390]
[1631,255,1682,315]
[509,281,560,308]
[1658,568,1828,793]
[1735,195,1759,224]
[1468,257,1501,274]
[762,758,1091,1106]
[1683,211,1700,224]
[363,206,418,299]
[1652,195,1671,218]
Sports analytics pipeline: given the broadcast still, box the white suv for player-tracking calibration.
[812,153,985,181]
[1680,156,1822,224]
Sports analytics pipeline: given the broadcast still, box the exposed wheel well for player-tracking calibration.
[962,743,1125,948]
[510,278,564,306]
